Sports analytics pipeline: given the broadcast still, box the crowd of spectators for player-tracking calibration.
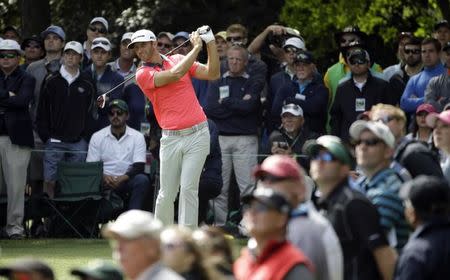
[1,16,450,280]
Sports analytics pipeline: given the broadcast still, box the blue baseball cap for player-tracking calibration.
[41,25,65,41]
[173,31,189,41]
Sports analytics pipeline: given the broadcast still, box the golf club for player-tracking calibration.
[97,26,211,108]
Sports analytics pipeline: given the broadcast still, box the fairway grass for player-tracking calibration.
[0,239,113,279]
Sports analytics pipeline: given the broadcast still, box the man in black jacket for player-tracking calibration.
[36,41,96,198]
[330,49,390,142]
[0,39,36,239]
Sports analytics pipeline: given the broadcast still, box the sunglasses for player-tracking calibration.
[404,49,421,55]
[0,53,18,59]
[157,42,172,49]
[348,58,368,65]
[226,36,243,42]
[93,40,110,46]
[312,151,336,162]
[355,138,383,146]
[284,47,299,53]
[89,25,107,34]
[108,110,125,116]
[340,38,357,45]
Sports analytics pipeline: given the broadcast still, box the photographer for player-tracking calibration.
[268,103,318,171]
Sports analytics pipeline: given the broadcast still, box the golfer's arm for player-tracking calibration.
[193,41,220,80]
[154,45,202,87]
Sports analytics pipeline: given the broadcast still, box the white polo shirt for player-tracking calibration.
[86,125,146,176]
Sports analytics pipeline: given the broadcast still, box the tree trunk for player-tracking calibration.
[21,0,51,38]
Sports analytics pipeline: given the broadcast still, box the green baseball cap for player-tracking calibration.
[71,260,123,280]
[304,135,353,166]
[108,99,128,112]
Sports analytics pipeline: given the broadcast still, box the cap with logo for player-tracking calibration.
[294,50,314,64]
[0,39,23,55]
[281,103,303,117]
[127,29,156,49]
[71,260,123,280]
[64,41,83,55]
[121,32,133,43]
[349,120,395,148]
[41,25,65,41]
[91,37,111,51]
[253,154,302,181]
[347,48,370,64]
[334,26,367,45]
[90,17,109,32]
[241,187,292,215]
[108,99,129,112]
[304,135,353,166]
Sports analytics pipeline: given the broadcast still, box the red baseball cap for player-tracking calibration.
[253,155,302,181]
[416,103,436,114]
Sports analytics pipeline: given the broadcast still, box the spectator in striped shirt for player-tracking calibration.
[350,120,411,250]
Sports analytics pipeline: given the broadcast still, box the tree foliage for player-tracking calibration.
[280,0,447,67]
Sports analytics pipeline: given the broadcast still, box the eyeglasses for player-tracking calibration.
[355,138,382,146]
[89,25,107,34]
[0,53,18,59]
[226,36,243,42]
[242,201,272,213]
[157,42,172,49]
[374,115,397,124]
[404,49,421,55]
[108,110,125,116]
[312,151,336,162]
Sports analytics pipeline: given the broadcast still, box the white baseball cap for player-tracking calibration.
[121,32,133,42]
[349,120,395,148]
[91,37,111,51]
[127,29,156,49]
[90,17,109,32]
[283,37,306,50]
[281,103,303,117]
[0,39,23,55]
[102,210,163,240]
[64,41,83,55]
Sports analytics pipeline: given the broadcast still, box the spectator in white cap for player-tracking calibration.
[268,103,319,170]
[157,32,174,54]
[128,26,219,228]
[83,16,109,69]
[102,210,184,280]
[0,39,35,239]
[84,37,124,133]
[351,120,411,250]
[36,41,96,198]
[109,32,136,79]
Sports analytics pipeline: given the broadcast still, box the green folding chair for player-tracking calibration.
[45,161,104,238]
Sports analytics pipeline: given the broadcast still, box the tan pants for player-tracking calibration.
[0,136,31,236]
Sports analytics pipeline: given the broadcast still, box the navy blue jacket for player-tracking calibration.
[200,119,223,196]
[204,73,261,135]
[0,67,35,147]
[122,83,146,131]
[83,64,124,133]
[395,219,450,280]
[271,77,328,135]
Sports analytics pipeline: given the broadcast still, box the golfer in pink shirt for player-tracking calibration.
[128,27,220,228]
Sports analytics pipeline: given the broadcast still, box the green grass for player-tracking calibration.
[0,239,113,279]
[0,238,247,279]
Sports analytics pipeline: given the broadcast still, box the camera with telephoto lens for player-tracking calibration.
[267,26,302,48]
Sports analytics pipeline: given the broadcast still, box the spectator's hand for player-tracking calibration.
[103,175,116,187]
[190,31,203,50]
[9,91,16,97]
[109,175,129,189]
[198,26,215,44]
[266,25,286,36]
[349,171,361,180]
[242,94,251,100]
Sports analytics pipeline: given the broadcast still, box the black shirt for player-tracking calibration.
[313,179,388,280]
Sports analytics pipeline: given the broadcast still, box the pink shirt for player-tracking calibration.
[136,54,207,130]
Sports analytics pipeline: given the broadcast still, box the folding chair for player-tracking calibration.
[44,161,104,238]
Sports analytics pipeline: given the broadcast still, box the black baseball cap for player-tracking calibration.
[294,50,314,64]
[434,19,450,31]
[0,258,54,279]
[242,188,292,215]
